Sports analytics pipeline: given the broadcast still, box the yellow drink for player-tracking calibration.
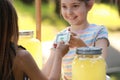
[18,30,42,69]
[72,47,106,80]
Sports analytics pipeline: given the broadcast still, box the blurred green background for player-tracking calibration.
[13,0,120,80]
[41,0,120,41]
[13,0,120,41]
[13,0,36,36]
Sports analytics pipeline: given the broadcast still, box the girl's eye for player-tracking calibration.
[61,5,67,9]
[73,5,79,8]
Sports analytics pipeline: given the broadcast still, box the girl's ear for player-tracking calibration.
[87,0,95,11]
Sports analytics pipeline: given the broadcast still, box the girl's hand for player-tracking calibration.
[69,32,86,48]
[55,41,69,57]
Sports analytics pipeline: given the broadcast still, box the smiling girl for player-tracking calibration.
[46,0,109,80]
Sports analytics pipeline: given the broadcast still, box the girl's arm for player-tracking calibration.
[69,32,87,48]
[42,48,55,78]
[95,39,108,59]
[48,51,63,80]
[69,31,108,59]
[48,42,69,80]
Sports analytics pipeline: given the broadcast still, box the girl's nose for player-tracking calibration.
[67,8,73,15]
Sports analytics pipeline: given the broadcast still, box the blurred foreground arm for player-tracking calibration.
[42,42,69,80]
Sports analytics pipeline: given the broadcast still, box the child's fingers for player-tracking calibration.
[53,43,57,48]
[59,40,65,44]
[53,41,64,48]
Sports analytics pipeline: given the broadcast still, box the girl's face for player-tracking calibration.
[61,0,89,25]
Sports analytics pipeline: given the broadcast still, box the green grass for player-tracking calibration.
[13,0,35,18]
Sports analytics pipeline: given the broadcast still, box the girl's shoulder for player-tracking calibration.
[14,46,31,68]
[17,50,32,62]
[88,24,108,32]
[13,47,30,79]
[16,49,29,58]
[89,24,107,30]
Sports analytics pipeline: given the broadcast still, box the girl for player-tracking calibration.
[47,0,109,79]
[0,0,69,80]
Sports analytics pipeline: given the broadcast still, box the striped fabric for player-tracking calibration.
[54,24,109,79]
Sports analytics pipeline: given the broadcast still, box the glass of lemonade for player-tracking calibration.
[72,47,106,80]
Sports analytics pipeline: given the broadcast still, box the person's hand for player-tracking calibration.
[55,41,69,57]
[69,32,86,48]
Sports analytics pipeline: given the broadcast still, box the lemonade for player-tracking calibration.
[18,30,42,69]
[72,47,106,80]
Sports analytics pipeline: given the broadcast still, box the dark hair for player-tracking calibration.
[79,0,90,5]
[60,0,90,6]
[0,0,19,79]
